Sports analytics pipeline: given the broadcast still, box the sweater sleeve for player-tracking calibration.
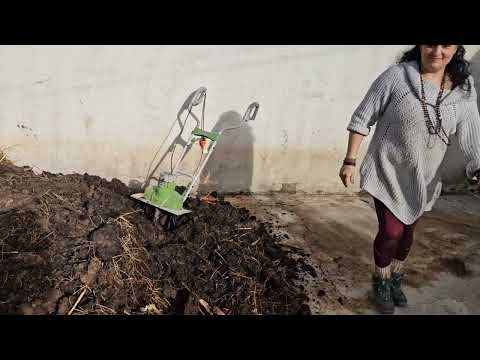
[347,65,400,136]
[456,81,480,179]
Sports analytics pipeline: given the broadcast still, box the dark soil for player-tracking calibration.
[440,257,471,278]
[0,160,314,315]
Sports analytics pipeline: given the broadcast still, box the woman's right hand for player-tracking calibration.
[339,164,355,188]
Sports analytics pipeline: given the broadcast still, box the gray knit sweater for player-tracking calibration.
[348,60,480,225]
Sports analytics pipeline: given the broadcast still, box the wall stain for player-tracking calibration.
[281,129,288,154]
[34,77,51,85]
[17,123,38,140]
[83,115,95,131]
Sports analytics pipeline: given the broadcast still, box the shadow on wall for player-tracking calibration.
[197,110,255,195]
[441,49,480,186]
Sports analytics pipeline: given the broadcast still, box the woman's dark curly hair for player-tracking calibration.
[399,45,471,91]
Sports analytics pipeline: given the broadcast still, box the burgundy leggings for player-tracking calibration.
[373,198,420,268]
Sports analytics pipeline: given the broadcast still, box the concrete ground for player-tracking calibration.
[225,192,480,315]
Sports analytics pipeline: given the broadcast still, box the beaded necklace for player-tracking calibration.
[419,72,451,146]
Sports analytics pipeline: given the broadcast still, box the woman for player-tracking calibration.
[339,45,480,314]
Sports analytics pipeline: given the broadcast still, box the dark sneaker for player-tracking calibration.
[371,275,395,314]
[391,272,408,307]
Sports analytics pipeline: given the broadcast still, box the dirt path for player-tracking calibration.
[227,192,480,315]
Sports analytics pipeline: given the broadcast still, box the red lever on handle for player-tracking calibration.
[199,137,208,152]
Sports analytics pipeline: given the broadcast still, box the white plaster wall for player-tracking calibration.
[1,45,479,193]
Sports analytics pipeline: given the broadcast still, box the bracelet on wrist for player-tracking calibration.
[343,158,356,166]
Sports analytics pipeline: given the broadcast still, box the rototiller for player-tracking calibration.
[131,87,259,229]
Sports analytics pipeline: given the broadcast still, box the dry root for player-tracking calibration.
[108,216,170,314]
